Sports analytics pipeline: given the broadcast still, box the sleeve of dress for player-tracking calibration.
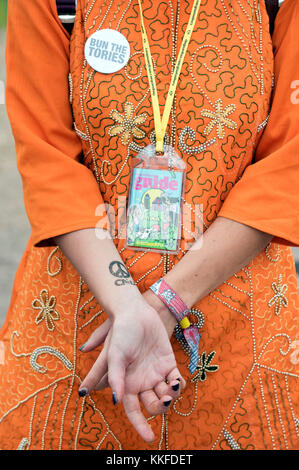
[217,0,299,248]
[5,0,106,248]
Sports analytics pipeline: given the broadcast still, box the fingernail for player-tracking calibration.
[79,343,86,351]
[176,377,181,382]
[172,383,179,391]
[78,387,88,397]
[163,399,172,407]
[112,392,118,405]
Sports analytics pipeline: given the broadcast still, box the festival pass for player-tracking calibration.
[127,168,183,251]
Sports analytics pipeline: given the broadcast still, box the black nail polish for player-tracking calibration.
[78,387,88,397]
[176,377,181,382]
[112,392,117,405]
[163,399,172,407]
[172,383,179,392]
[79,343,86,351]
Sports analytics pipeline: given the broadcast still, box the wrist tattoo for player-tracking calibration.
[108,261,135,286]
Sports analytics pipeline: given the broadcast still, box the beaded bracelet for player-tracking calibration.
[149,278,201,374]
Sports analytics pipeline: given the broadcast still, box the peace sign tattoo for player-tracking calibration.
[109,261,135,286]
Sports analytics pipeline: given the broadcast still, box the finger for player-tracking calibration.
[79,344,109,395]
[80,318,111,353]
[154,378,181,400]
[139,389,174,415]
[123,393,155,443]
[94,371,109,390]
[107,348,127,404]
[165,368,187,390]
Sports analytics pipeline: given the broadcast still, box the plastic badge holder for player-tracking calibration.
[126,144,186,254]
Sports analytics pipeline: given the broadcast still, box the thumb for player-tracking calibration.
[94,371,109,390]
[80,318,111,352]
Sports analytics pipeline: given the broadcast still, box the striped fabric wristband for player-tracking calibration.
[149,278,201,375]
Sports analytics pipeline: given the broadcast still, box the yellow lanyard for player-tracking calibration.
[137,0,202,152]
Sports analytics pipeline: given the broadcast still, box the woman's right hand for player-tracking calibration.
[79,297,186,443]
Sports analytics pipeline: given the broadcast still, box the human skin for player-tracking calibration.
[78,214,273,383]
[53,228,186,444]
[54,216,272,442]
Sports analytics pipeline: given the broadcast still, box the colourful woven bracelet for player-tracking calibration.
[149,278,201,374]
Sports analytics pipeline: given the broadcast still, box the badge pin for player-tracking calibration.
[84,29,130,74]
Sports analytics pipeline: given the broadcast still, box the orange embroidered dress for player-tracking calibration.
[0,0,298,450]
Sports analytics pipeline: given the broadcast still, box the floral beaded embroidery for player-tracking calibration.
[268,274,288,316]
[32,289,60,332]
[201,99,237,139]
[191,350,219,382]
[108,102,147,145]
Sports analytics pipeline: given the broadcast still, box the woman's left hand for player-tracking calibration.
[78,289,184,408]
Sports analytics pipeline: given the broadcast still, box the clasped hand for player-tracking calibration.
[78,292,186,444]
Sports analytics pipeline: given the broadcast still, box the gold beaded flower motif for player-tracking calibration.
[32,289,60,332]
[109,102,147,145]
[268,274,288,316]
[201,98,237,139]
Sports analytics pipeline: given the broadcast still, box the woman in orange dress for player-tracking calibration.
[0,0,298,450]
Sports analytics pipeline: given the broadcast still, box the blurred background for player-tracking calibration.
[0,1,298,328]
[1,0,31,329]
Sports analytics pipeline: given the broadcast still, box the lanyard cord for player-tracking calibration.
[137,0,202,152]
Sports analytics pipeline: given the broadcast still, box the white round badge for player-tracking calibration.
[84,29,130,74]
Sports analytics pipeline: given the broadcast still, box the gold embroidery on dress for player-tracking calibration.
[179,125,216,155]
[213,287,249,309]
[2,0,295,452]
[1,275,124,450]
[100,146,131,185]
[47,247,63,277]
[265,242,281,263]
[32,289,60,331]
[108,102,147,145]
[10,331,74,374]
[30,347,73,374]
[201,99,237,139]
[78,289,105,329]
[209,291,250,320]
[224,429,240,450]
[257,333,292,361]
[68,73,73,104]
[268,274,289,316]
[173,381,199,417]
[284,375,299,438]
[221,0,264,94]
[33,393,49,450]
[74,122,89,141]
[17,437,29,450]
[42,383,58,450]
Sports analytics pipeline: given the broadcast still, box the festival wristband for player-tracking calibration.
[149,278,201,374]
